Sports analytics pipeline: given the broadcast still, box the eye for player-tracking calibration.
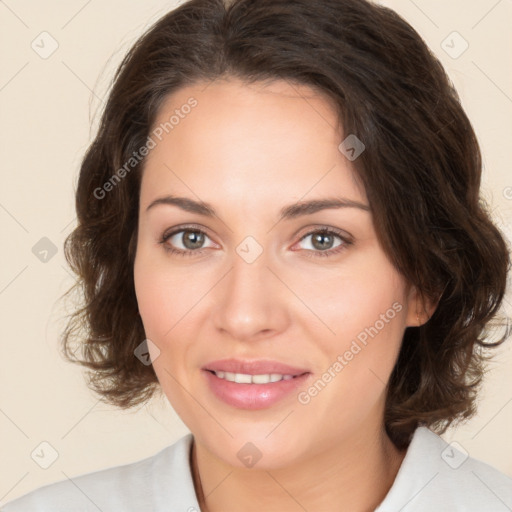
[159,225,216,256]
[295,227,352,258]
[159,225,352,258]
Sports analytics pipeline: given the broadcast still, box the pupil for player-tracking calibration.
[183,231,204,249]
[312,232,333,250]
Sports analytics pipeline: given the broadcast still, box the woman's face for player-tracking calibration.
[134,78,418,468]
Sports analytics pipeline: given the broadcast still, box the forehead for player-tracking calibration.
[140,78,367,207]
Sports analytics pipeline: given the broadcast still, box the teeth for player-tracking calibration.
[213,371,295,384]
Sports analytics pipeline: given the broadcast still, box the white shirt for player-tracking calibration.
[2,426,511,511]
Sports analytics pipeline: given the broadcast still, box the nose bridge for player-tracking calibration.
[212,241,288,339]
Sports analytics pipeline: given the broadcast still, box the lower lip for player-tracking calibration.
[203,370,310,410]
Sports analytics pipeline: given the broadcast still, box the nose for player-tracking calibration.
[212,248,290,342]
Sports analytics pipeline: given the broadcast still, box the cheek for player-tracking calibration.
[302,268,407,430]
[307,252,409,388]
[309,260,406,341]
[133,252,195,408]
[336,283,404,341]
[133,248,198,338]
[133,256,166,335]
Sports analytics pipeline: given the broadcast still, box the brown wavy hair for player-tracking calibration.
[61,0,510,450]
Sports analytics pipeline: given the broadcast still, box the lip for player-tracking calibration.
[202,358,309,376]
[202,358,311,410]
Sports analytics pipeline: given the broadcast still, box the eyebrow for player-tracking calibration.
[145,195,370,220]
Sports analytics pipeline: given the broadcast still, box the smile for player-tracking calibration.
[211,370,296,384]
[203,369,311,410]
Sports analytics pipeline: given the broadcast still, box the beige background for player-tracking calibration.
[1,0,511,504]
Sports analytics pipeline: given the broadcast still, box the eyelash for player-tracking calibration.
[158,224,353,258]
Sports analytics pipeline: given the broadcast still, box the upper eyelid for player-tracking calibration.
[295,224,351,239]
[162,223,214,238]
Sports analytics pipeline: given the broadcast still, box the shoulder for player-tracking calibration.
[1,434,200,512]
[377,426,512,512]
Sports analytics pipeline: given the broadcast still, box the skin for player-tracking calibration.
[133,78,433,512]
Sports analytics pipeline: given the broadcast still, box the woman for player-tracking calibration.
[3,0,511,510]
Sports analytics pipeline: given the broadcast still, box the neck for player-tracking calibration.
[190,424,407,512]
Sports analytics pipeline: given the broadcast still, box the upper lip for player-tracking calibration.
[203,358,310,376]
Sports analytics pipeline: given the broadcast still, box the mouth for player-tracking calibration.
[204,369,307,384]
[202,358,310,376]
[201,359,311,410]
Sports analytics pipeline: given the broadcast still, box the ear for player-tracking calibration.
[404,284,439,328]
